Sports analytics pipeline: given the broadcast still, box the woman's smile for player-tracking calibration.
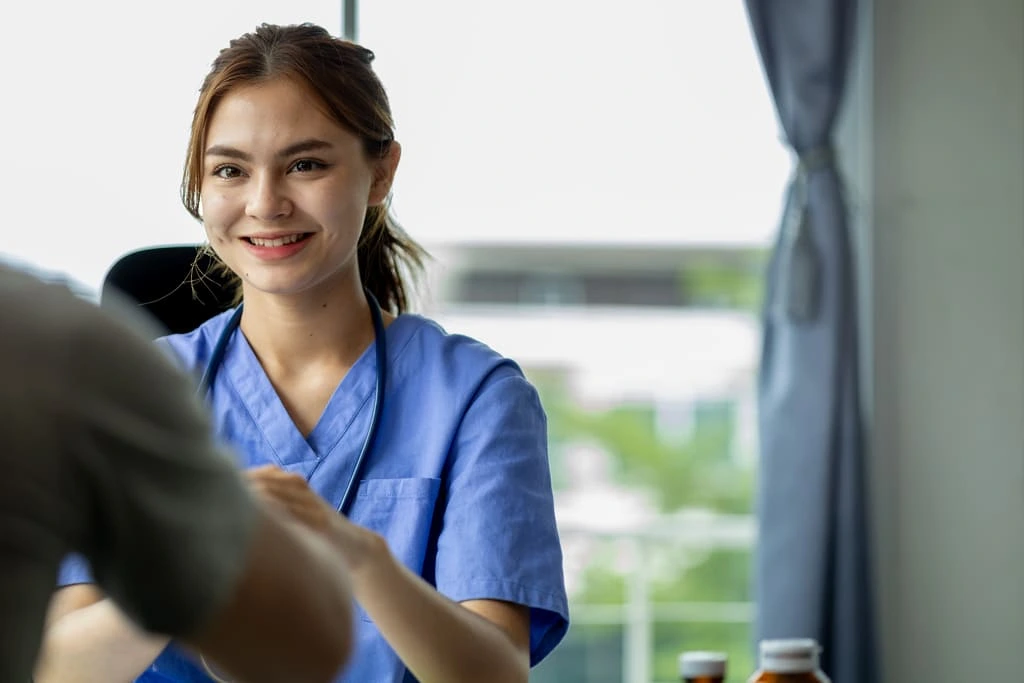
[241,231,314,261]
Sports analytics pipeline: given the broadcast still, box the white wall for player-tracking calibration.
[859,0,1024,680]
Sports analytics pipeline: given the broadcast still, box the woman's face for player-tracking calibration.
[200,77,397,301]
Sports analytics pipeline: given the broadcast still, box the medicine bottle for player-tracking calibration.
[679,650,727,683]
[748,638,830,683]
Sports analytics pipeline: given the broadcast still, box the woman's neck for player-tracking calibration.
[238,281,376,379]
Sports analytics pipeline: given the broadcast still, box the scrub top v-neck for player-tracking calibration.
[211,312,392,499]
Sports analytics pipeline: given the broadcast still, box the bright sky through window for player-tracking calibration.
[0,1,786,293]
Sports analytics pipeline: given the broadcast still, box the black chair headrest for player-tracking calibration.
[101,245,236,338]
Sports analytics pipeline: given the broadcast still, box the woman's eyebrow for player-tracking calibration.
[205,138,334,161]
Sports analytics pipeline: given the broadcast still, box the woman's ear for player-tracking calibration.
[368,141,401,206]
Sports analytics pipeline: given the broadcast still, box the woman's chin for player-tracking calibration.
[238,266,360,302]
[239,278,312,299]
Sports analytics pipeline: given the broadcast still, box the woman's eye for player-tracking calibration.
[291,159,327,173]
[213,165,242,179]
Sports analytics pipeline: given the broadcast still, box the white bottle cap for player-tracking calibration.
[678,651,727,677]
[759,638,821,673]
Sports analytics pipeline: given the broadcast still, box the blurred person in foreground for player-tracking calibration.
[0,263,354,683]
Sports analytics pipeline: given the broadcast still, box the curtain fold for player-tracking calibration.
[744,2,877,681]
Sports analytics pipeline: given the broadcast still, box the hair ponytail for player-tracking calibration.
[357,204,427,314]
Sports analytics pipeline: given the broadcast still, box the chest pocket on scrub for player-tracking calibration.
[347,477,442,621]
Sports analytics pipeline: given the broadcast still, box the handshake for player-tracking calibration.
[244,464,382,576]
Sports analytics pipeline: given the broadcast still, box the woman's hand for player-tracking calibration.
[246,465,333,532]
[245,465,385,575]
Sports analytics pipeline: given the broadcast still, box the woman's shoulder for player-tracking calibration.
[395,314,530,390]
[154,308,239,373]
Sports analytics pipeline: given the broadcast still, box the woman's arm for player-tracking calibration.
[350,533,530,683]
[248,466,531,683]
[34,586,169,683]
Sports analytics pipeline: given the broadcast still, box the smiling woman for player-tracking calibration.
[42,21,569,683]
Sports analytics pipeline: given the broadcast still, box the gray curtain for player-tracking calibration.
[744,2,877,682]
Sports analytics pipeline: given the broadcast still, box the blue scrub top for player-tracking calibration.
[59,311,569,683]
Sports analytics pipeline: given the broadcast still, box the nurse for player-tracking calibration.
[45,21,569,683]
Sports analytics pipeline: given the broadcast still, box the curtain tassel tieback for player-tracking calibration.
[776,143,836,323]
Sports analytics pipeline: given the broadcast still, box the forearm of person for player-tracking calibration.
[353,537,529,683]
[180,509,354,683]
[35,599,168,683]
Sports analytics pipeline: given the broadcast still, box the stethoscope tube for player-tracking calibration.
[338,289,387,514]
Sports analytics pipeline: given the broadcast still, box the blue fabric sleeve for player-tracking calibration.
[434,367,569,666]
[57,552,94,586]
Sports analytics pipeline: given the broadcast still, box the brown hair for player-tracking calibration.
[182,23,427,313]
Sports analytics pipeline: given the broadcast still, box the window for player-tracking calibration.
[1,3,788,680]
[361,2,787,681]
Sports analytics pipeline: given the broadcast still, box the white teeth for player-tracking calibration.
[249,234,305,247]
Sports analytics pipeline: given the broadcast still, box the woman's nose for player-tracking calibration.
[246,175,292,221]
